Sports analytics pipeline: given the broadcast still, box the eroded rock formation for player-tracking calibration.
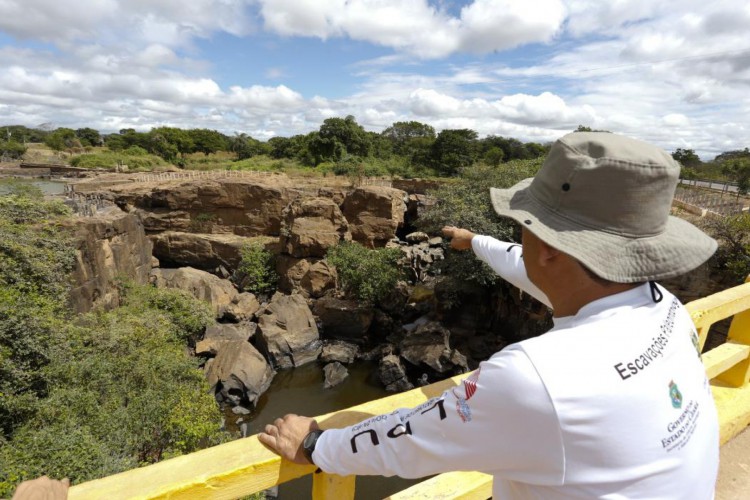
[69,205,153,313]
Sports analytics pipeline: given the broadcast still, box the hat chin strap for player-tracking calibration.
[649,281,663,303]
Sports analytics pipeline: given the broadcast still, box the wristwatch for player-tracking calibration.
[302,429,325,464]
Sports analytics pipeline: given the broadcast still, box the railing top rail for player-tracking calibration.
[68,375,465,500]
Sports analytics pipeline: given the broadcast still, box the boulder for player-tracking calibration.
[320,341,360,364]
[301,260,337,298]
[280,197,351,258]
[312,296,374,341]
[378,354,414,392]
[196,323,257,356]
[342,186,406,247]
[276,256,336,298]
[323,362,349,389]
[150,267,239,319]
[150,231,278,273]
[205,340,275,407]
[224,292,261,322]
[405,231,429,243]
[256,293,322,369]
[69,206,153,313]
[400,320,469,375]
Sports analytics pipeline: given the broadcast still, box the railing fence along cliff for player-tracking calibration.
[65,287,750,499]
[673,185,746,216]
[133,169,281,183]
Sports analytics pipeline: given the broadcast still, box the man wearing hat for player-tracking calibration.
[259,132,720,498]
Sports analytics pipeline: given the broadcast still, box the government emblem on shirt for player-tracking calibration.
[669,380,683,409]
[456,398,472,423]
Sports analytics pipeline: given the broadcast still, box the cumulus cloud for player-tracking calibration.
[0,0,748,158]
[256,0,566,58]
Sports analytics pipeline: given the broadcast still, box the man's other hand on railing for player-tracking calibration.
[12,476,69,500]
[258,413,321,465]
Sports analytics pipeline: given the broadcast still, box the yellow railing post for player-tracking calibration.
[311,472,356,500]
[718,276,750,387]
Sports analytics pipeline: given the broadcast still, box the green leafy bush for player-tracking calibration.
[326,242,404,304]
[705,213,750,283]
[417,158,544,286]
[232,241,278,295]
[0,194,224,494]
[0,140,27,160]
[0,195,74,437]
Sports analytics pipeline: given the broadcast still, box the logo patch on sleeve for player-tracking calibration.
[456,398,472,423]
[454,368,480,401]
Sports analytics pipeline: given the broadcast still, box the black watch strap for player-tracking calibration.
[302,429,325,464]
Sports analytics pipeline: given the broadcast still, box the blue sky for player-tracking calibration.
[1,0,749,158]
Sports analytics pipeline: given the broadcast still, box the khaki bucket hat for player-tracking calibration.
[490,132,717,283]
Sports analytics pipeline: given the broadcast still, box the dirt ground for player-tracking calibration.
[716,426,750,499]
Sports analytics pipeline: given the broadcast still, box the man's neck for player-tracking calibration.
[549,281,640,318]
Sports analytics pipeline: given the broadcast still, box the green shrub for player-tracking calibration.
[0,140,27,160]
[326,242,404,304]
[0,194,224,493]
[705,213,750,283]
[417,158,544,286]
[0,195,75,437]
[232,242,278,295]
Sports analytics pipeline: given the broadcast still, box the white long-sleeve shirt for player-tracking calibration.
[314,236,719,499]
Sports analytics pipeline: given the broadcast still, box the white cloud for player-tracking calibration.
[0,0,748,159]
[257,0,566,58]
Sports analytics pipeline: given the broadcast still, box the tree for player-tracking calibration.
[230,133,270,160]
[187,129,229,156]
[672,148,702,168]
[149,127,193,158]
[44,128,77,151]
[309,116,371,164]
[381,121,436,156]
[722,158,750,199]
[483,147,505,166]
[430,129,479,175]
[75,128,102,147]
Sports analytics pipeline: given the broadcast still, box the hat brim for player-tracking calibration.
[490,179,718,283]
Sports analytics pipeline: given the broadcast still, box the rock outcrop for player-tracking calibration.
[150,231,277,273]
[280,197,351,258]
[378,354,413,392]
[110,178,298,236]
[320,340,359,364]
[342,186,406,247]
[276,255,336,298]
[196,323,257,356]
[256,293,322,369]
[323,362,349,389]
[400,320,469,375]
[69,206,153,313]
[150,267,243,319]
[205,340,275,407]
[312,296,374,341]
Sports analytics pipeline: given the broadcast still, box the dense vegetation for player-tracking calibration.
[3,122,748,184]
[326,242,404,304]
[417,158,544,287]
[0,186,224,496]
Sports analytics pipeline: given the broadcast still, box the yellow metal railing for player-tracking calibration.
[68,281,750,500]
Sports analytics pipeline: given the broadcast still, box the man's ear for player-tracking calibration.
[538,240,560,266]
